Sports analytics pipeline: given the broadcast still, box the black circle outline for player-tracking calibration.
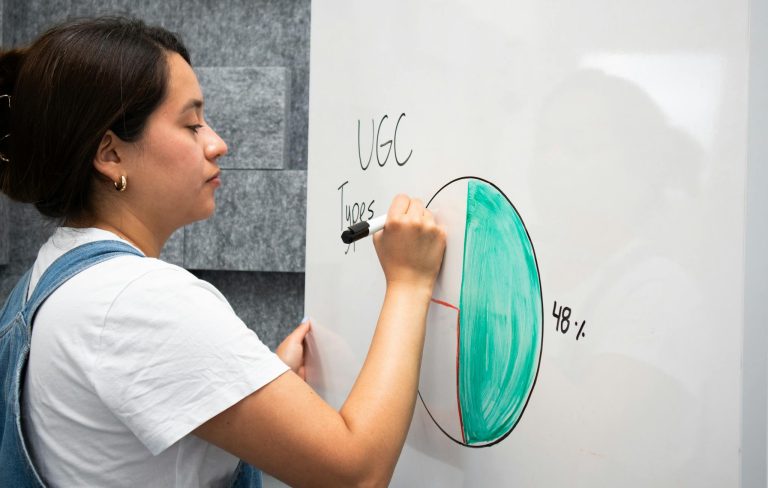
[419,175,544,449]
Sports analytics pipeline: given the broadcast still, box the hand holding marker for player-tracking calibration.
[341,215,388,244]
[342,195,446,292]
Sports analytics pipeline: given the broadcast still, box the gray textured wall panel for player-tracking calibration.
[169,0,310,171]
[196,67,289,170]
[0,196,8,265]
[5,0,71,45]
[192,269,304,350]
[8,202,54,264]
[0,201,55,301]
[159,227,184,266]
[6,0,309,170]
[185,170,306,272]
[66,0,310,171]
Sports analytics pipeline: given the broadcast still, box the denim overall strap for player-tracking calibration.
[33,243,266,488]
[23,241,143,323]
[229,460,263,488]
[0,240,142,488]
[0,268,32,327]
[0,271,38,486]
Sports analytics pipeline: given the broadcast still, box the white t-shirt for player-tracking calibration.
[21,227,289,487]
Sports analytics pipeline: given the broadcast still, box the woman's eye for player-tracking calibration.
[188,124,204,134]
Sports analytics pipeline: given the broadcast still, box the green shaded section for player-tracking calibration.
[458,180,542,444]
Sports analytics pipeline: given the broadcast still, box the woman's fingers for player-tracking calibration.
[291,319,311,340]
[387,194,411,219]
[276,319,312,379]
[422,209,436,225]
[373,194,447,290]
[404,198,425,218]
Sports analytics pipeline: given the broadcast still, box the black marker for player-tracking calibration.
[340,215,387,244]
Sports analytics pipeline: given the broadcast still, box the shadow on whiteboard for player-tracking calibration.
[305,319,356,409]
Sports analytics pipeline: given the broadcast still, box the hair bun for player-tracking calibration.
[0,49,26,98]
[0,49,24,192]
[0,49,26,140]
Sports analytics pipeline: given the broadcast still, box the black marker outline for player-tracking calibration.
[376,115,391,167]
[357,119,374,170]
[394,113,412,166]
[419,175,544,449]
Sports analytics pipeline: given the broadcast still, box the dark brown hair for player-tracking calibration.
[0,16,190,220]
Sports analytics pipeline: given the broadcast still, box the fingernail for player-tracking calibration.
[300,315,309,324]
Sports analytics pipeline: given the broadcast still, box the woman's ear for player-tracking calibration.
[92,130,123,182]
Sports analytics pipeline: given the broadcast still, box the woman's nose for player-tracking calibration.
[205,127,228,160]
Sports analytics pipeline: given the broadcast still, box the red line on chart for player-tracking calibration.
[430,298,466,445]
[431,298,459,311]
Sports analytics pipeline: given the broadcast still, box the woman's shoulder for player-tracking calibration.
[38,226,197,282]
[93,253,221,304]
[95,255,231,316]
[99,253,195,285]
[33,227,221,307]
[30,227,233,327]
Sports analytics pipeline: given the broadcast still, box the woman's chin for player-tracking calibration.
[181,203,217,228]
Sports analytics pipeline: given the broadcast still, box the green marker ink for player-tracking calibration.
[458,179,542,445]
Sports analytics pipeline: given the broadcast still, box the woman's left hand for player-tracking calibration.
[275,318,311,380]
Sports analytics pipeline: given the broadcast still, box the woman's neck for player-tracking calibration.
[67,211,168,258]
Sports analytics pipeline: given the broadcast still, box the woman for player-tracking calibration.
[0,17,446,487]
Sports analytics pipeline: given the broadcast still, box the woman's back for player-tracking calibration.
[23,227,287,487]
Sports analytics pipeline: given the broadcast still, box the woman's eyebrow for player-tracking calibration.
[180,98,203,113]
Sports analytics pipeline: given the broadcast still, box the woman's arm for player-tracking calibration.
[275,318,311,380]
[193,194,446,487]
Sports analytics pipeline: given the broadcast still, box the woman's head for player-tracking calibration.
[0,16,226,229]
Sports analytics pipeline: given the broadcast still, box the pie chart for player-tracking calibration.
[419,176,543,447]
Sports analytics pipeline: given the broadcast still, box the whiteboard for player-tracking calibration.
[305,1,751,485]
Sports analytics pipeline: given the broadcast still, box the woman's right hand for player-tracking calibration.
[373,194,447,292]
[196,194,447,488]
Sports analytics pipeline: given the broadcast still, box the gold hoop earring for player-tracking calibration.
[114,175,127,192]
